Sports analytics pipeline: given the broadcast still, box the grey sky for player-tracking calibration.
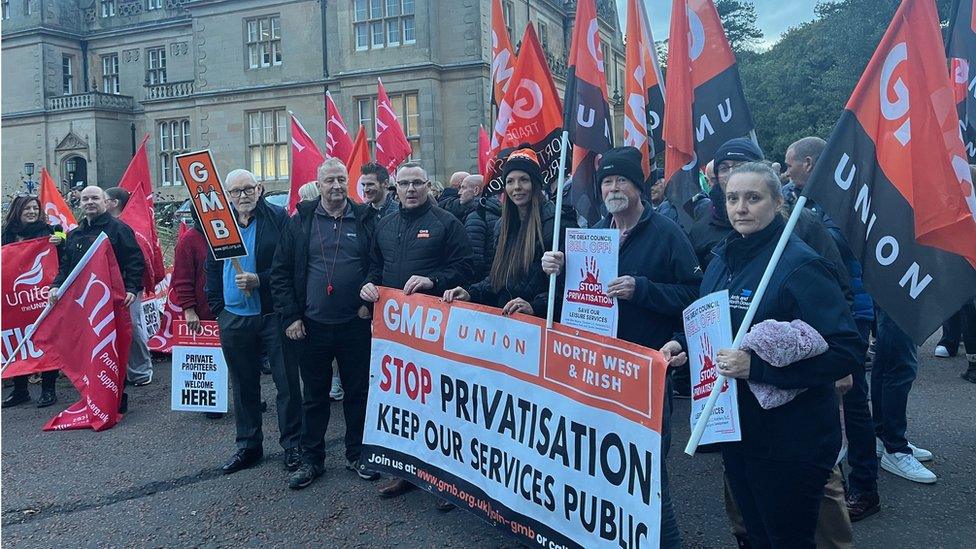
[616,1,819,48]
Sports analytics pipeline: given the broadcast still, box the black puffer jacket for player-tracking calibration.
[463,196,503,281]
[366,200,475,295]
[270,199,377,326]
[438,193,478,222]
[467,200,578,315]
[53,212,144,294]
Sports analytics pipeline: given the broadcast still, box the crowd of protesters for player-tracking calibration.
[4,132,973,549]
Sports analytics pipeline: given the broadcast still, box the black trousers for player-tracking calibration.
[722,451,831,549]
[296,316,371,465]
[11,371,57,394]
[218,311,302,451]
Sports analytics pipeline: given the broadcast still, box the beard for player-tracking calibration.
[603,192,629,214]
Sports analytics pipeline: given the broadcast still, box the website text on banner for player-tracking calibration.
[361,289,668,549]
[170,320,228,413]
[1,238,61,378]
[561,228,619,337]
[683,290,740,445]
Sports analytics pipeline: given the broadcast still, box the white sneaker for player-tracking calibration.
[909,443,933,462]
[329,378,344,401]
[880,451,937,484]
[876,438,934,462]
[934,345,950,358]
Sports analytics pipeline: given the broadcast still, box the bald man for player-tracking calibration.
[439,174,483,221]
[51,185,144,307]
[49,186,145,403]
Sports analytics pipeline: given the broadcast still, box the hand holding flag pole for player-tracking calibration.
[685,196,808,455]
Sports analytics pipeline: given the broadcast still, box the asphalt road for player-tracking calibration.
[2,334,974,548]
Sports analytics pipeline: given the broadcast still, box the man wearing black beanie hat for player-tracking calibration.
[542,145,701,549]
[687,137,765,270]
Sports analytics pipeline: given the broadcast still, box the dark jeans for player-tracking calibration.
[872,307,918,455]
[295,316,371,465]
[960,302,976,358]
[844,319,878,496]
[938,311,961,351]
[660,377,681,548]
[723,451,831,549]
[218,311,302,451]
[10,371,57,394]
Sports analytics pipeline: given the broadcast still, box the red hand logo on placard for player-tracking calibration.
[581,256,600,284]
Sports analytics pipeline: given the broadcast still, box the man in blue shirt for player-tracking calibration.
[205,169,302,475]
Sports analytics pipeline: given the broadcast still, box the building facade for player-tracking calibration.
[2,0,626,197]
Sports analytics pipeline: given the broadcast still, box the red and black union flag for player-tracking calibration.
[805,0,976,343]
[564,0,614,225]
[623,0,666,179]
[486,24,564,196]
[948,0,976,159]
[663,0,754,227]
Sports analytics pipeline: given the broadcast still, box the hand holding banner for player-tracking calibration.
[363,289,667,547]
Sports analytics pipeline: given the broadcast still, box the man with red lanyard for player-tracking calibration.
[271,158,380,489]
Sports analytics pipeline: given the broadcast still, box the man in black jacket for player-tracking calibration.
[360,161,475,501]
[205,169,302,475]
[439,174,482,221]
[541,147,701,549]
[51,185,144,305]
[271,158,380,490]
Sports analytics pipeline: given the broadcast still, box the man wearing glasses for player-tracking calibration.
[360,162,475,502]
[205,169,303,476]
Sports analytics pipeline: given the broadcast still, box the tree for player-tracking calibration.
[716,0,763,51]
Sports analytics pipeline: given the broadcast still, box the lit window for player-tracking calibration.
[247,109,289,181]
[356,91,421,161]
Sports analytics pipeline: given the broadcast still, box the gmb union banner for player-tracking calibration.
[2,238,60,378]
[363,289,667,548]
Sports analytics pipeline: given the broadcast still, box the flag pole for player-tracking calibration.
[545,130,571,329]
[685,196,808,455]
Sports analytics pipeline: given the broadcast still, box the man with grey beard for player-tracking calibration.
[542,146,701,549]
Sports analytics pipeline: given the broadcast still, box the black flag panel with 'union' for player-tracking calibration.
[663,0,754,223]
[805,0,976,344]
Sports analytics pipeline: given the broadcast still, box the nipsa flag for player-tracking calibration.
[35,233,132,431]
[564,0,613,224]
[948,0,976,159]
[325,90,355,164]
[288,112,326,214]
[486,24,563,196]
[663,0,754,224]
[804,0,976,344]
[623,0,666,180]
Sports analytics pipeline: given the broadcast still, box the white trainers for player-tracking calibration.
[329,377,344,401]
[880,451,937,484]
[934,345,950,358]
[876,438,933,462]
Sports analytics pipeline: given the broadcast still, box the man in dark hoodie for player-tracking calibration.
[542,146,701,549]
[271,158,380,490]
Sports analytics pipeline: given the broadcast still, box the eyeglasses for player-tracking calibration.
[228,186,258,198]
[717,161,745,175]
[396,179,428,189]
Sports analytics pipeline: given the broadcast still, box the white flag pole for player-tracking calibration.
[685,196,808,455]
[545,131,571,329]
